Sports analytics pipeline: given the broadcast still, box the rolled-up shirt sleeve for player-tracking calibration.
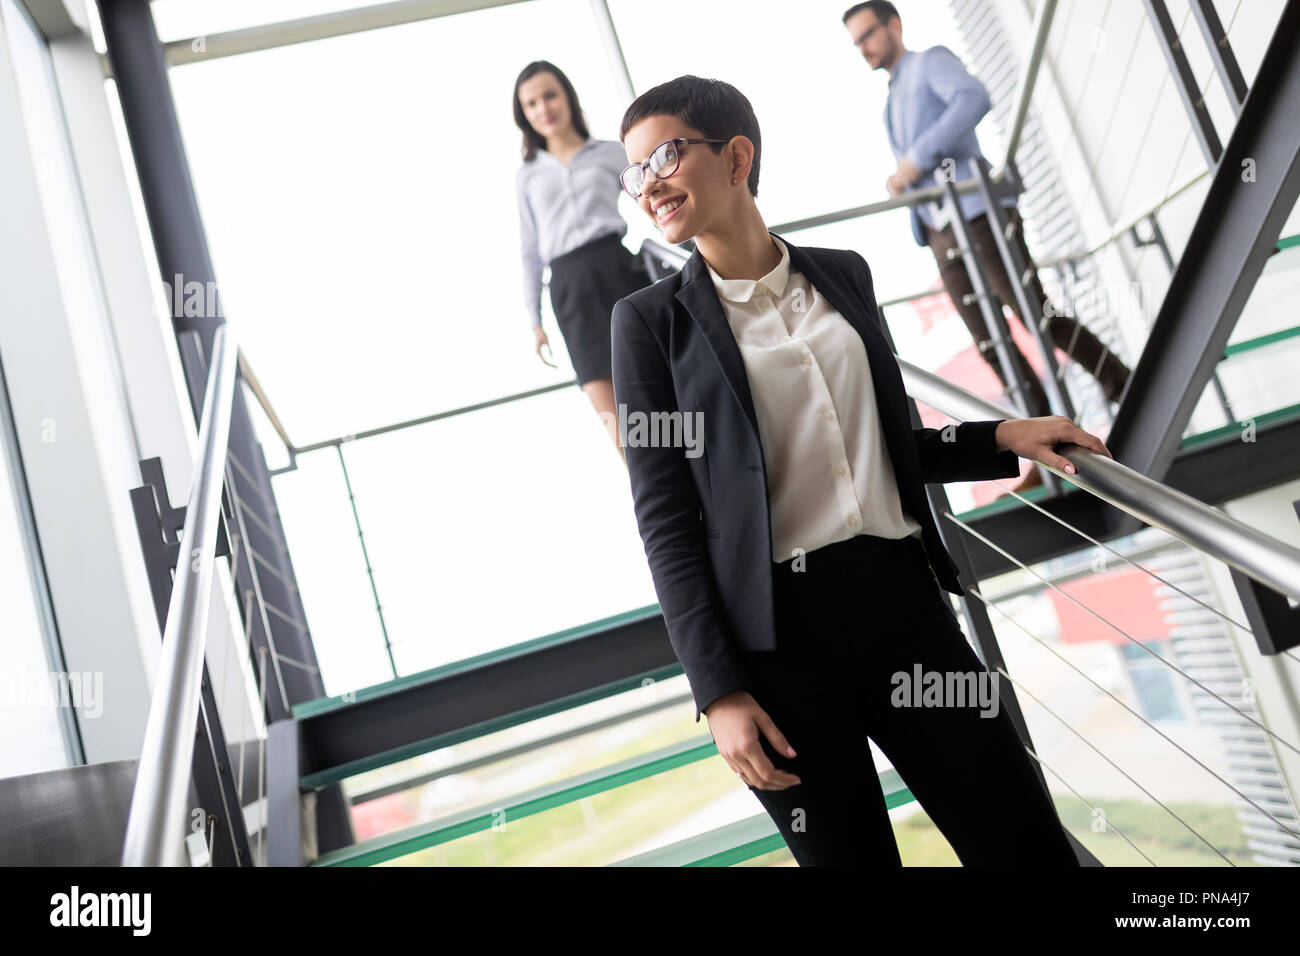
[904,46,992,172]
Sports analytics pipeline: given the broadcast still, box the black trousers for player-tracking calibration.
[739,532,1079,867]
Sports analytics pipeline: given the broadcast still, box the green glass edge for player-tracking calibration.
[312,736,719,867]
[1222,323,1300,358]
[1177,401,1300,451]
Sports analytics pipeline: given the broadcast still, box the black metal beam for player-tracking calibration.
[1190,0,1248,115]
[297,613,681,785]
[1143,0,1223,166]
[1109,0,1300,479]
[1230,569,1300,655]
[267,719,304,866]
[1163,413,1300,504]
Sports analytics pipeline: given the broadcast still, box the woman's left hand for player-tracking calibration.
[994,416,1113,476]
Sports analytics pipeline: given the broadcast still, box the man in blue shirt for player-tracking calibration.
[842,1,1132,460]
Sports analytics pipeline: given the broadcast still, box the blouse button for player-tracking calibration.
[823,409,834,422]
[847,514,860,528]
[801,355,812,367]
[836,465,848,477]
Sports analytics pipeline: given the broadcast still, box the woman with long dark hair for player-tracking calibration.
[514,61,651,461]
[611,75,1112,866]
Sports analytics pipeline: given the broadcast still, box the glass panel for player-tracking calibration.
[277,397,656,684]
[375,756,751,866]
[341,676,701,844]
[1212,333,1300,425]
[165,0,626,446]
[0,362,72,778]
[270,442,408,693]
[0,0,77,777]
[374,752,917,867]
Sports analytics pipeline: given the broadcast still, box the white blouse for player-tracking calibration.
[703,235,922,563]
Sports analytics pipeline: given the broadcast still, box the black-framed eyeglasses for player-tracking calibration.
[620,137,730,198]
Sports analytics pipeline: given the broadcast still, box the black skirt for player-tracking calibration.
[548,232,651,386]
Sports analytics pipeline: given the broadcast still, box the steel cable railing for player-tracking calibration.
[946,511,1300,757]
[903,357,1300,859]
[969,585,1300,847]
[1019,740,1158,865]
[993,665,1236,865]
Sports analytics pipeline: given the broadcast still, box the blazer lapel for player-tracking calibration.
[675,249,763,443]
[673,233,911,458]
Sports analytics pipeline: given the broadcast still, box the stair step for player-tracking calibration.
[312,734,720,867]
[609,768,913,866]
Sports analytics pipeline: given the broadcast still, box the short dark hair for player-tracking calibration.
[619,75,762,198]
[842,1,900,27]
[513,61,591,162]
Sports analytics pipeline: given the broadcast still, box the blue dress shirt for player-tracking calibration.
[884,46,1014,246]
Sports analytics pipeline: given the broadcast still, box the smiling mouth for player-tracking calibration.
[655,197,685,224]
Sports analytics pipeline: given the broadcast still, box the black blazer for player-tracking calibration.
[610,233,1020,722]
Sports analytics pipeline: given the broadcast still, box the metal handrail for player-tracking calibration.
[899,356,1300,602]
[122,324,240,866]
[868,170,1212,308]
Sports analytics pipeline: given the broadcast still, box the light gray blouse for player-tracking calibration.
[516,138,630,328]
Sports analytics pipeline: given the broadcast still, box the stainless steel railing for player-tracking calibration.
[122,324,240,866]
[899,357,1300,602]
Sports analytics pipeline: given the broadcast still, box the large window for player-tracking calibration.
[0,355,74,778]
[151,0,989,692]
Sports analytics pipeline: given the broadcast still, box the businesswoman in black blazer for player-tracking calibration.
[514,61,651,461]
[611,76,1112,867]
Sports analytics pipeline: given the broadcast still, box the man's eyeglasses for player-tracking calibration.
[854,21,884,46]
[620,137,730,199]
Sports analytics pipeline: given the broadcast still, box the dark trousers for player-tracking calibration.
[926,208,1131,416]
[740,532,1080,867]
